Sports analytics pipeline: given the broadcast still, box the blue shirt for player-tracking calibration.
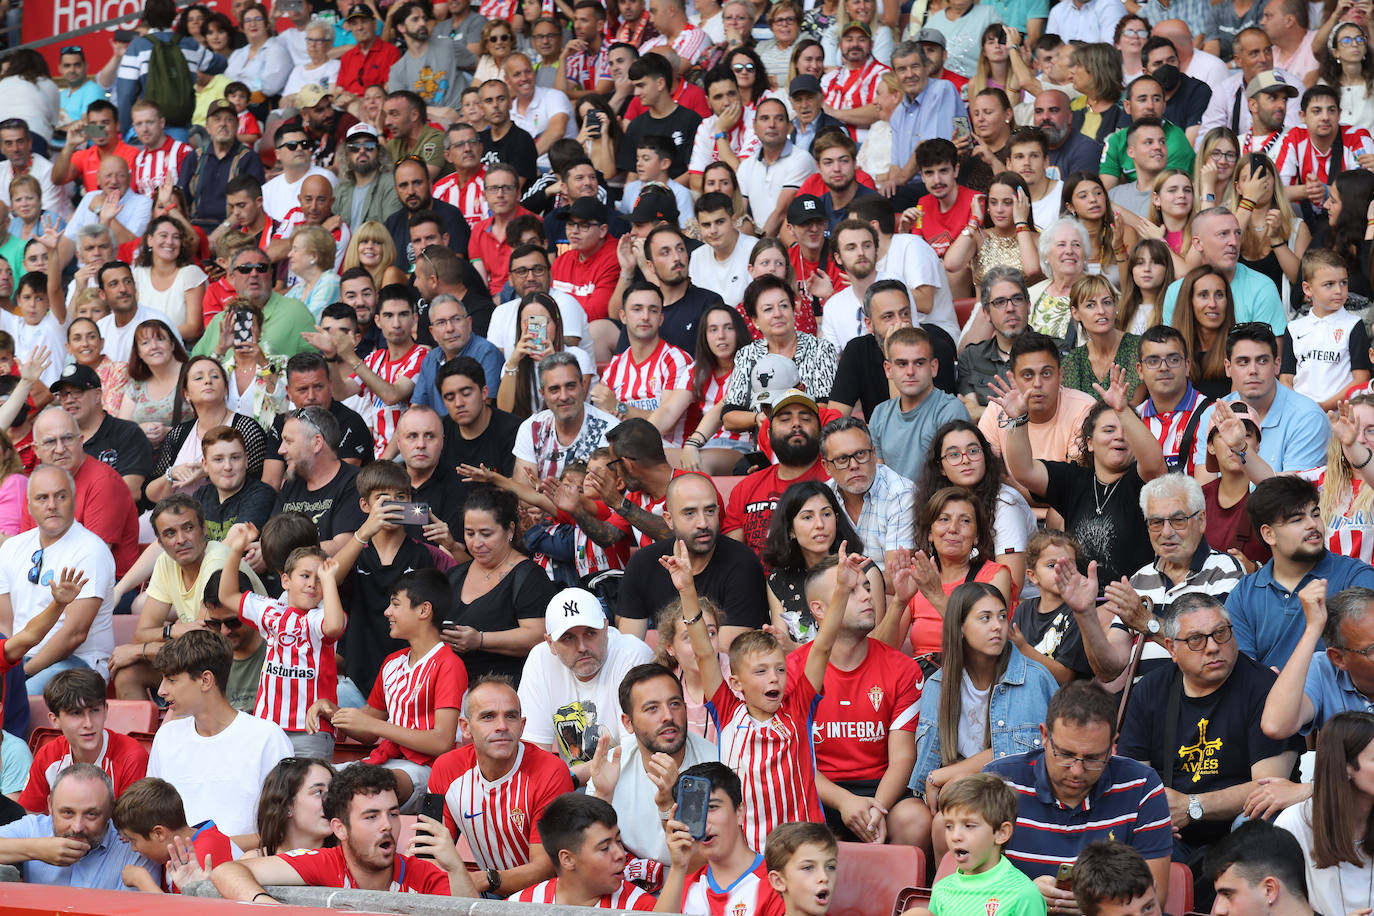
[983,751,1174,880]
[0,816,159,889]
[59,81,108,126]
[411,335,505,414]
[1161,261,1288,333]
[1187,383,1330,474]
[1301,652,1374,735]
[822,184,878,230]
[869,389,971,480]
[890,78,966,176]
[1226,551,1374,670]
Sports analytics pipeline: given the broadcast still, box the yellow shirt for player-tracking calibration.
[146,539,265,622]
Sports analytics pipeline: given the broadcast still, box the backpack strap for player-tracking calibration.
[1174,396,1213,473]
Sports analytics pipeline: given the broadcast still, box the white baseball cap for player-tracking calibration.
[546,588,607,641]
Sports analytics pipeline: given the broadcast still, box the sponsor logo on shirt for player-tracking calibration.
[264,660,318,680]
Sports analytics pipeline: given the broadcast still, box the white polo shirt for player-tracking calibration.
[737,142,816,222]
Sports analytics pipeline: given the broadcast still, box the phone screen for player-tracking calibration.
[676,775,712,839]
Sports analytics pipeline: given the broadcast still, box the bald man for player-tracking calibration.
[59,156,153,268]
[614,473,766,650]
[266,174,350,273]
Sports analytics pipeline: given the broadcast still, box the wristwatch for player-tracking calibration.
[1188,794,1203,821]
[486,868,502,893]
[1145,617,1161,635]
[615,401,629,419]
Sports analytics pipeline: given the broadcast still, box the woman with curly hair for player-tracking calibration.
[132,215,207,343]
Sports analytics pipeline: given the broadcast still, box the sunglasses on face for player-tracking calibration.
[347,140,378,151]
[277,139,312,151]
[235,263,272,275]
[732,62,755,72]
[204,616,244,631]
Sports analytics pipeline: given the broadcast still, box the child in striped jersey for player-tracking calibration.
[222,524,346,760]
[665,538,860,852]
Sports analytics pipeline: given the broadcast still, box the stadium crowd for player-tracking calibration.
[2,0,1374,912]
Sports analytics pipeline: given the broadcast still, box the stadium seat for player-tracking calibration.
[111,614,140,647]
[933,850,956,883]
[332,739,373,764]
[831,842,925,916]
[105,700,160,734]
[1167,861,1194,916]
[954,297,978,332]
[26,695,49,740]
[28,726,61,753]
[713,476,745,506]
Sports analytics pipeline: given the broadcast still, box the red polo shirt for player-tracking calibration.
[337,39,401,96]
[69,141,139,192]
[470,207,534,298]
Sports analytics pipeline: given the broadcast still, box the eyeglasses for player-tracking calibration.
[771,14,798,23]
[486,183,516,194]
[825,447,873,469]
[347,139,378,151]
[1046,736,1109,772]
[732,62,756,72]
[241,14,265,23]
[1341,641,1374,659]
[510,264,549,277]
[1121,27,1149,37]
[235,263,272,275]
[988,293,1027,310]
[306,37,332,44]
[1178,623,1233,651]
[203,617,244,632]
[941,445,985,464]
[1210,149,1239,163]
[1141,353,1185,369]
[1340,34,1368,45]
[566,220,598,231]
[430,314,469,327]
[27,548,43,585]
[1144,509,1200,533]
[488,33,513,42]
[533,30,560,39]
[277,139,312,151]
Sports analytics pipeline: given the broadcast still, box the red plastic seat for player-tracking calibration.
[111,614,141,647]
[1166,861,1194,916]
[104,700,160,735]
[831,842,926,916]
[933,850,957,883]
[28,726,61,753]
[712,476,745,506]
[953,297,978,331]
[26,695,49,739]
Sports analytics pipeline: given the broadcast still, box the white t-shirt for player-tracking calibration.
[511,87,575,170]
[0,522,115,677]
[956,670,992,759]
[262,166,338,222]
[603,731,718,864]
[1283,307,1367,405]
[993,483,1038,557]
[688,235,754,308]
[1275,800,1374,916]
[132,264,208,333]
[516,626,654,764]
[512,403,620,477]
[96,306,182,366]
[147,711,293,836]
[283,60,341,96]
[0,312,67,385]
[737,144,816,224]
[879,235,959,341]
[819,271,902,350]
[1030,180,1064,233]
[490,291,590,358]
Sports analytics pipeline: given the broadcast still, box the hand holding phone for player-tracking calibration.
[675,775,712,840]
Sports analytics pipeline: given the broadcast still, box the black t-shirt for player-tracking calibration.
[618,536,768,631]
[384,198,471,273]
[614,284,724,356]
[443,558,559,685]
[342,536,435,696]
[195,479,277,541]
[1117,653,1303,847]
[273,399,374,465]
[84,414,154,482]
[1011,597,1093,680]
[1165,76,1212,130]
[272,462,367,541]
[480,125,539,183]
[440,410,521,481]
[410,463,466,537]
[619,106,704,178]
[829,326,956,413]
[1038,462,1152,588]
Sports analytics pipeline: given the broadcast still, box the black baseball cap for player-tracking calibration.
[787,194,826,225]
[557,197,609,224]
[52,363,101,393]
[629,189,679,224]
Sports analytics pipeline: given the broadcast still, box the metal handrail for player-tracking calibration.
[0,5,144,59]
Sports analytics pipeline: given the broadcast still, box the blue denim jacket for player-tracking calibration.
[909,647,1058,796]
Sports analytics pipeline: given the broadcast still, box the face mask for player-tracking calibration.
[1152,64,1181,92]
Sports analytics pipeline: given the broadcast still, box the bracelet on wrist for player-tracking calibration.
[353,531,369,547]
[1238,197,1256,211]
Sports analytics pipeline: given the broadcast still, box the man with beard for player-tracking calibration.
[736,99,813,239]
[478,80,540,185]
[1141,36,1212,142]
[212,763,475,899]
[724,389,830,553]
[1239,71,1297,156]
[958,268,1030,418]
[517,588,652,785]
[822,418,913,579]
[490,244,589,356]
[868,326,970,480]
[557,1,613,102]
[334,123,402,228]
[513,353,620,480]
[384,157,471,271]
[0,763,156,886]
[177,100,265,231]
[340,268,384,358]
[427,676,571,896]
[560,418,678,554]
[616,472,767,646]
[815,129,876,230]
[1100,78,1196,191]
[818,219,900,349]
[386,0,473,121]
[819,22,887,145]
[1033,90,1102,178]
[297,85,359,173]
[616,224,721,354]
[589,663,717,868]
[261,122,337,224]
[787,556,925,845]
[383,90,446,181]
[191,248,316,359]
[1197,27,1303,144]
[272,406,367,555]
[272,352,374,465]
[433,123,489,228]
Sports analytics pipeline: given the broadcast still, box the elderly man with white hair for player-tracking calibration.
[1066,473,1246,685]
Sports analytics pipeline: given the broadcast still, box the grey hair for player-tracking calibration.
[1324,587,1374,647]
[1193,205,1237,232]
[820,416,872,450]
[722,0,754,15]
[305,17,333,38]
[862,278,913,318]
[891,39,930,68]
[1139,473,1205,516]
[538,350,582,378]
[429,293,467,317]
[76,223,114,245]
[980,266,1029,310]
[1038,217,1092,271]
[30,461,76,492]
[289,405,341,453]
[1158,591,1229,639]
[51,762,114,801]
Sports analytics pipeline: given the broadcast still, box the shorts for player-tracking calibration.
[821,777,914,842]
[704,435,753,454]
[352,757,432,813]
[287,730,335,761]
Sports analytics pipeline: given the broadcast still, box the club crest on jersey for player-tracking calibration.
[511,808,527,832]
[733,903,749,916]
[868,685,883,711]
[1336,329,1346,342]
[986,898,1001,916]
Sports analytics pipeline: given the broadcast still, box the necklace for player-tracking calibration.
[1093,475,1121,515]
[1333,844,1374,916]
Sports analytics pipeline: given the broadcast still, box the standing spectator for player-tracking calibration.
[334,125,401,229]
[114,0,227,135]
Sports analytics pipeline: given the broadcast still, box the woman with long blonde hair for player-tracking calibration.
[342,221,408,290]
[1234,153,1309,301]
[1194,127,1240,210]
[967,24,1041,103]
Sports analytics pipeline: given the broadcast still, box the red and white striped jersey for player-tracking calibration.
[429,741,574,872]
[707,678,824,852]
[354,344,429,457]
[820,60,889,140]
[479,0,518,18]
[1136,384,1208,474]
[363,644,468,767]
[239,592,338,734]
[270,207,351,273]
[601,338,694,445]
[701,371,748,443]
[1298,466,1374,563]
[1238,129,1284,158]
[1275,125,1374,187]
[511,878,657,910]
[565,512,632,577]
[679,857,785,916]
[639,25,710,66]
[433,168,490,228]
[133,136,192,198]
[564,44,611,90]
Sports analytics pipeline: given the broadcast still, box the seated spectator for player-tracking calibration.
[869,326,971,480]
[193,425,276,539]
[3,463,117,693]
[148,629,293,837]
[116,318,189,449]
[0,763,158,889]
[60,156,152,262]
[200,571,266,714]
[1117,593,1304,893]
[508,794,655,909]
[821,417,913,580]
[1201,402,1271,567]
[762,822,840,916]
[211,763,475,899]
[497,293,597,419]
[592,284,694,446]
[1204,820,1315,916]
[435,357,522,483]
[1134,324,1210,473]
[1281,250,1369,412]
[923,773,1044,916]
[56,363,151,501]
[1071,841,1163,916]
[978,331,1097,474]
[272,406,368,556]
[984,680,1172,910]
[510,352,619,479]
[113,776,238,893]
[956,270,1030,418]
[253,757,336,858]
[429,675,571,896]
[1010,531,1094,685]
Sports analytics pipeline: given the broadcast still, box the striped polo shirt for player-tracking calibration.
[984,751,1173,881]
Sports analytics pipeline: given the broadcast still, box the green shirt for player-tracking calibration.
[384,126,447,177]
[1099,120,1196,183]
[0,234,24,283]
[929,855,1048,916]
[193,292,317,359]
[227,637,268,713]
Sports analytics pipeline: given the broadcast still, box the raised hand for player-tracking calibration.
[987,371,1029,420]
[1091,364,1129,412]
[49,567,89,606]
[18,346,50,384]
[225,522,258,553]
[658,538,696,592]
[889,548,919,606]
[1057,559,1100,614]
[166,834,211,891]
[909,549,942,594]
[835,540,866,593]
[589,731,623,798]
[1211,399,1252,452]
[1298,577,1328,632]
[1012,187,1031,226]
[1330,400,1360,447]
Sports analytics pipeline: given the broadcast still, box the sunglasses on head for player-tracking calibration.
[61,46,83,55]
[235,263,272,275]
